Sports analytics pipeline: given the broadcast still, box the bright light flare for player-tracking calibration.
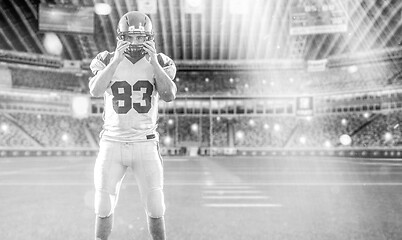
[341,118,347,126]
[384,132,393,142]
[339,134,352,146]
[168,119,174,126]
[235,130,244,140]
[191,123,199,133]
[94,3,112,15]
[363,112,370,119]
[163,136,172,146]
[61,133,69,142]
[1,123,8,132]
[43,33,63,56]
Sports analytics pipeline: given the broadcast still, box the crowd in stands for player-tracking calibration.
[1,111,402,149]
[7,59,402,97]
[2,60,402,150]
[0,114,38,148]
[10,67,87,93]
[174,61,402,96]
[352,112,402,147]
[5,113,92,148]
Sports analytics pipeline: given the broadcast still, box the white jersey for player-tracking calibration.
[90,52,176,142]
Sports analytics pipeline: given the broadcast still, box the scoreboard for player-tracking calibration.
[296,96,314,117]
[289,0,348,35]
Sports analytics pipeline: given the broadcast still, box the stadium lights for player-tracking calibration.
[163,136,172,146]
[229,78,234,84]
[384,132,393,142]
[205,78,209,82]
[299,136,306,144]
[43,33,63,56]
[61,133,69,142]
[186,0,202,9]
[94,3,111,15]
[235,130,245,140]
[341,118,347,126]
[324,140,331,148]
[363,112,370,119]
[167,119,174,126]
[1,123,8,132]
[347,65,358,74]
[273,124,281,132]
[191,123,199,133]
[248,119,255,127]
[175,77,180,82]
[263,123,269,130]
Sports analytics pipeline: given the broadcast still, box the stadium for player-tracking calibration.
[1,0,402,239]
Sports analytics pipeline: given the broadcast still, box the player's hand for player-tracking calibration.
[113,39,130,63]
[142,40,158,66]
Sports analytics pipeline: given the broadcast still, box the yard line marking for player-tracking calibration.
[224,171,402,175]
[164,158,188,162]
[203,203,282,208]
[203,190,261,194]
[3,182,402,186]
[203,196,270,199]
[203,186,253,189]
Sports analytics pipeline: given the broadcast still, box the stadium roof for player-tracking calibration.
[0,0,402,63]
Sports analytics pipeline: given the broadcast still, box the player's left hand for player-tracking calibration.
[142,40,158,66]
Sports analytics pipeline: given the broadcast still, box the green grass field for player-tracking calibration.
[1,155,402,240]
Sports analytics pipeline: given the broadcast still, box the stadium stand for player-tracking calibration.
[2,53,402,156]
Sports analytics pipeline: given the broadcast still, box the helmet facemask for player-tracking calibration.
[117,26,154,61]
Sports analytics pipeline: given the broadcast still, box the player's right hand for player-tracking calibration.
[112,39,130,63]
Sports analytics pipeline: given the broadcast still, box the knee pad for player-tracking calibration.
[145,188,165,218]
[95,190,117,218]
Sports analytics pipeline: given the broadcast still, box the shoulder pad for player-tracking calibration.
[89,51,115,75]
[156,53,176,79]
[157,53,175,68]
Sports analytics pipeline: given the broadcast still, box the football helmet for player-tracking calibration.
[116,11,154,59]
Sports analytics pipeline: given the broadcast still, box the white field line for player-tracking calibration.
[203,195,270,199]
[2,182,402,186]
[203,203,282,208]
[203,190,261,194]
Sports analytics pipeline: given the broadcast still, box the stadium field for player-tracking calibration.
[1,155,402,240]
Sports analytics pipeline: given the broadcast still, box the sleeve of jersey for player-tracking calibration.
[157,53,177,80]
[89,51,111,76]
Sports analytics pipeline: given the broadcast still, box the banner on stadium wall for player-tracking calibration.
[71,95,90,119]
[0,65,12,88]
[307,59,327,72]
[63,60,81,69]
[295,96,314,117]
[289,0,348,35]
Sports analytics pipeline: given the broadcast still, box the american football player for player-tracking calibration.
[89,11,177,240]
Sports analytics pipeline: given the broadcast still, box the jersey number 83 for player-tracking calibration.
[111,80,154,114]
